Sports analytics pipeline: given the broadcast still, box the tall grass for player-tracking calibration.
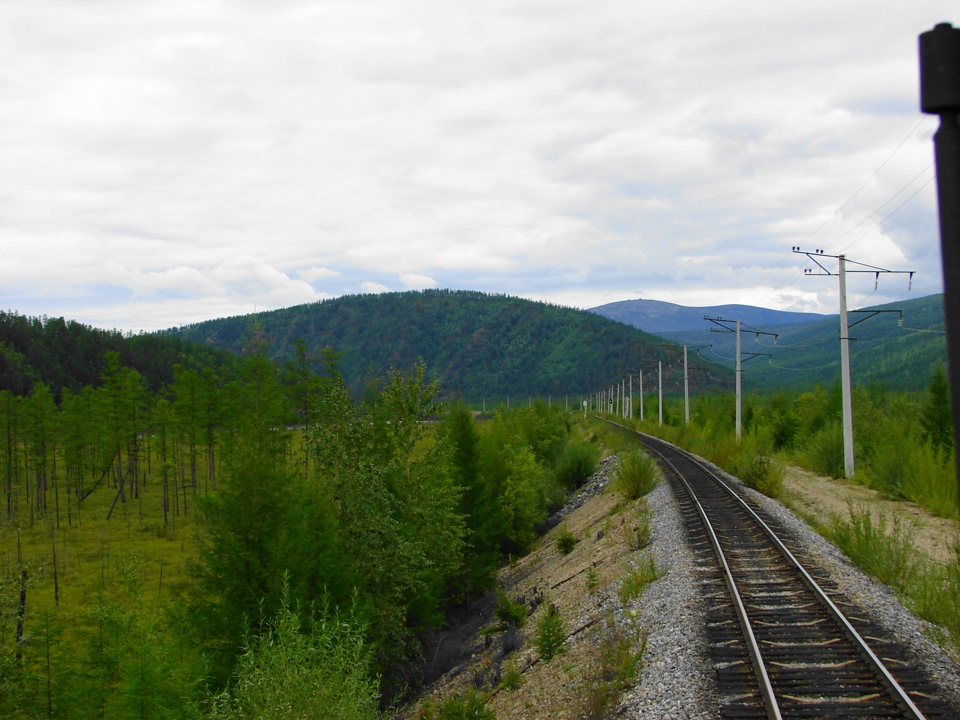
[619,555,662,603]
[612,450,661,500]
[828,506,918,592]
[866,441,958,518]
[829,506,960,648]
[555,438,601,489]
[802,422,845,479]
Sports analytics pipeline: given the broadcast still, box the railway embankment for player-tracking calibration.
[406,451,960,719]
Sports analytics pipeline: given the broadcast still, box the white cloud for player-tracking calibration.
[399,272,437,289]
[360,281,390,294]
[299,267,340,282]
[0,0,952,330]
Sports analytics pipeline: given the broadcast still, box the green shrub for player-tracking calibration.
[417,688,495,720]
[535,602,567,661]
[828,506,917,592]
[626,501,652,551]
[555,440,600,488]
[580,616,646,719]
[911,543,960,646]
[555,525,577,555]
[619,555,662,603]
[494,589,527,628]
[866,441,958,518]
[736,453,784,498]
[612,450,662,500]
[499,658,523,691]
[205,593,379,720]
[804,422,845,478]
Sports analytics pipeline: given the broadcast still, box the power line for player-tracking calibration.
[804,117,932,247]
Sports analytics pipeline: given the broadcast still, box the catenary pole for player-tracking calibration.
[639,370,644,420]
[793,248,913,478]
[839,255,855,477]
[735,321,742,442]
[658,361,663,426]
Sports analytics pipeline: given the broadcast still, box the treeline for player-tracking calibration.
[172,289,723,400]
[0,340,601,718]
[0,310,237,398]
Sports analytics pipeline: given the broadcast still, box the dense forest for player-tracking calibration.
[169,289,728,400]
[651,293,947,393]
[0,311,237,398]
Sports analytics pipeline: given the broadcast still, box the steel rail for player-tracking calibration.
[650,438,783,719]
[634,428,928,720]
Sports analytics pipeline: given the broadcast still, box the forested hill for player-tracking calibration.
[654,293,947,393]
[0,311,236,398]
[171,289,721,401]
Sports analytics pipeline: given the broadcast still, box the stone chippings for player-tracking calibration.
[617,478,718,719]
[618,446,960,718]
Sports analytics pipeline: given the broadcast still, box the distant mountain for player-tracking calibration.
[644,293,946,393]
[170,289,730,401]
[590,298,832,334]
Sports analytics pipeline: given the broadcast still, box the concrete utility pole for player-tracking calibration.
[639,370,644,421]
[920,22,960,499]
[658,361,663,426]
[705,316,775,442]
[794,248,914,477]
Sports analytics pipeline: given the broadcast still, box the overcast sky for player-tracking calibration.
[1,1,954,332]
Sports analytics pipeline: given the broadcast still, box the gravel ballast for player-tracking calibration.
[620,446,960,718]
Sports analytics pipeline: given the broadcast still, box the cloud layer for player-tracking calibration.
[0,1,952,330]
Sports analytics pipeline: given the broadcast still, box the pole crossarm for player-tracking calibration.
[704,316,779,343]
[847,309,903,330]
[792,248,915,288]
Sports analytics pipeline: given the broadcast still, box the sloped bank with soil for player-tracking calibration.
[403,447,960,719]
[403,454,718,719]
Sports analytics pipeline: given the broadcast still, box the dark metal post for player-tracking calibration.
[920,22,960,498]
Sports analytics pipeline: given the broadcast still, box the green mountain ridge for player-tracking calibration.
[3,290,942,402]
[651,293,947,392]
[170,289,725,401]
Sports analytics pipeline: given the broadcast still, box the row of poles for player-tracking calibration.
[586,346,697,427]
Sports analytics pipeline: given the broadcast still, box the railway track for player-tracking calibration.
[624,427,954,719]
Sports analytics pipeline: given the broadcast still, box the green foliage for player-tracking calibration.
[494,590,527,628]
[802,421,846,479]
[580,616,645,720]
[555,439,600,489]
[612,450,661,500]
[205,590,380,720]
[417,688,495,720]
[625,501,652,551]
[828,506,918,592]
[921,361,953,453]
[619,556,662,604]
[443,404,500,594]
[555,525,577,555]
[0,309,234,397]
[733,452,784,498]
[174,289,686,401]
[911,543,960,647]
[499,659,523,691]
[535,602,567,662]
